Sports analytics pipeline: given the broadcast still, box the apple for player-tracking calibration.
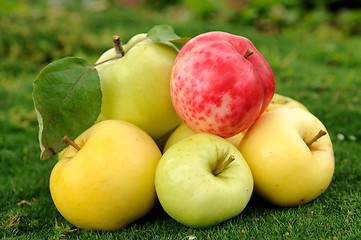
[57,148,66,161]
[95,33,181,140]
[239,108,334,207]
[225,131,245,149]
[162,122,194,152]
[266,93,309,112]
[170,31,275,138]
[155,133,254,228]
[163,122,244,152]
[162,93,304,153]
[50,120,162,231]
[154,126,178,152]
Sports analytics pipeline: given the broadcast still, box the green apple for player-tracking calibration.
[50,120,162,231]
[239,108,334,207]
[163,122,245,153]
[162,122,195,152]
[57,147,68,161]
[154,125,179,152]
[155,133,254,228]
[266,93,309,112]
[95,33,181,140]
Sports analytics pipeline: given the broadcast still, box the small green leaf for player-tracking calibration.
[146,24,190,45]
[32,57,102,160]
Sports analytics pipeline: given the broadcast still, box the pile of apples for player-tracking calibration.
[50,31,335,231]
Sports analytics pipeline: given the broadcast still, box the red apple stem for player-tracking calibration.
[113,35,124,57]
[62,136,81,151]
[306,130,327,147]
[213,155,235,176]
[244,49,254,59]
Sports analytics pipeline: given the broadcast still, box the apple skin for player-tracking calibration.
[163,122,244,153]
[170,31,275,138]
[266,93,309,112]
[239,108,334,207]
[57,148,66,161]
[50,120,162,231]
[155,133,254,228]
[162,122,195,152]
[95,33,181,140]
[163,93,306,153]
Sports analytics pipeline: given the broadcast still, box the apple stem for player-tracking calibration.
[92,35,124,67]
[306,130,327,147]
[62,136,81,151]
[213,155,235,176]
[244,49,254,59]
[113,35,124,57]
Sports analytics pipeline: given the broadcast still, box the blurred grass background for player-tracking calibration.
[1,0,361,239]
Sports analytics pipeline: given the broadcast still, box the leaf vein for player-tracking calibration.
[42,67,92,145]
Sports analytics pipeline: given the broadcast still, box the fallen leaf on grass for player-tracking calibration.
[17,200,32,206]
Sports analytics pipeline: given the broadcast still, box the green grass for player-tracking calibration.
[1,2,361,239]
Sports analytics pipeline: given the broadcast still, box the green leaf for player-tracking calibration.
[32,57,102,160]
[146,24,190,45]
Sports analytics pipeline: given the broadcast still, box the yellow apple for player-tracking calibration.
[266,93,309,112]
[50,120,162,231]
[239,108,334,207]
[95,33,181,140]
[163,122,245,153]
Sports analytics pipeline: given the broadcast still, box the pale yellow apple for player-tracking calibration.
[95,33,181,140]
[50,120,162,231]
[163,122,245,153]
[226,131,245,149]
[57,148,66,161]
[239,108,334,207]
[266,93,309,112]
[163,123,195,152]
[155,133,253,228]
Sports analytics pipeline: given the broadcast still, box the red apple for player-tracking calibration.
[170,31,275,138]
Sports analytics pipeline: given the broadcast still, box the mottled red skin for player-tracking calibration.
[170,31,275,138]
